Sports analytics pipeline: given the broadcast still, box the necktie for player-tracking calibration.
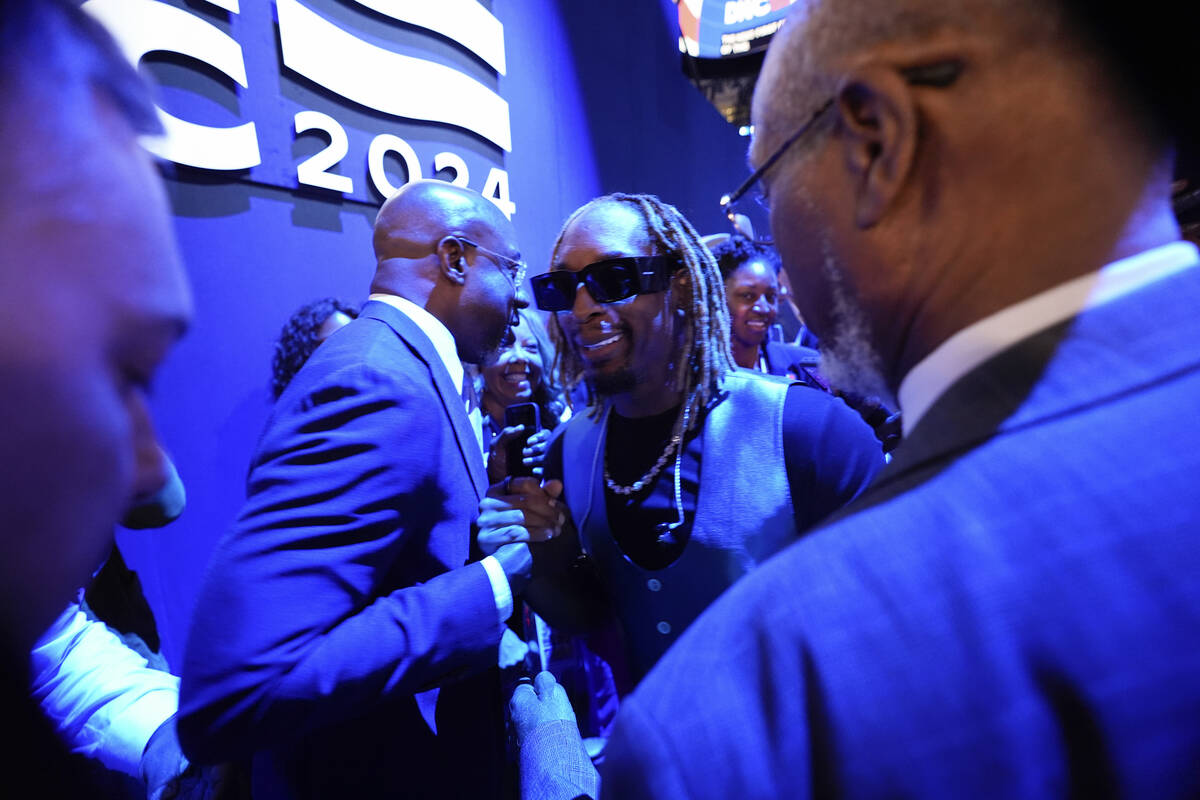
[461,368,485,457]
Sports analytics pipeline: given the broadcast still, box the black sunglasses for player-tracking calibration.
[531,255,680,312]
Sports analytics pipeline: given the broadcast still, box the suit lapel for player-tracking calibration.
[877,263,1200,490]
[361,300,488,500]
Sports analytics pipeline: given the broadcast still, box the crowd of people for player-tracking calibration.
[4,0,1200,798]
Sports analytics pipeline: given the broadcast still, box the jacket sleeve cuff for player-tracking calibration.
[481,555,513,623]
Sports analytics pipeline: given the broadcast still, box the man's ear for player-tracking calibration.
[833,65,918,228]
[436,236,468,286]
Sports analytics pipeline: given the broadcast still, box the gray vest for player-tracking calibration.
[561,369,796,681]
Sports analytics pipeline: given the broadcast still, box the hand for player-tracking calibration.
[487,425,554,484]
[140,716,189,800]
[499,626,532,670]
[510,671,579,747]
[155,763,250,800]
[475,477,565,556]
[493,542,533,595]
[835,390,902,453]
[878,411,902,454]
[520,428,552,470]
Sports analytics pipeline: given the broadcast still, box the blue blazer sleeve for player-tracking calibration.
[783,384,884,533]
[178,352,501,763]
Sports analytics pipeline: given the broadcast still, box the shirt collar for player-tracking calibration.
[368,293,464,394]
[897,241,1200,436]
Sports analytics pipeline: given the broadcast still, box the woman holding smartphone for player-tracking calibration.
[477,309,567,483]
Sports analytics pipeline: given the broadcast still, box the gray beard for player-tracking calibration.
[816,242,896,409]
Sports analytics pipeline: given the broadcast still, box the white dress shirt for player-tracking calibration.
[367,293,512,623]
[898,241,1199,436]
[31,603,179,777]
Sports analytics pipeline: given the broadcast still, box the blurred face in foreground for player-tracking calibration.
[0,86,192,648]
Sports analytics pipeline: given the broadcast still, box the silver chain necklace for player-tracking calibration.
[603,397,692,499]
[603,431,682,495]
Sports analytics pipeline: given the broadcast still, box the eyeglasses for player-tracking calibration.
[531,255,680,312]
[452,236,526,333]
[453,236,527,289]
[719,60,966,226]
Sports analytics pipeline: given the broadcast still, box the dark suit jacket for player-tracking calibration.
[179,301,506,799]
[599,263,1200,798]
[762,340,822,384]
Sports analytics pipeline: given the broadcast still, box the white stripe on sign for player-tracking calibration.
[277,0,512,152]
[350,0,506,75]
[83,0,262,170]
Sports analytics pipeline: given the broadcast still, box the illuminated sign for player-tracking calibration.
[677,0,795,59]
[84,0,515,217]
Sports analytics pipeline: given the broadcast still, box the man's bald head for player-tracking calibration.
[369,180,525,364]
[373,179,514,265]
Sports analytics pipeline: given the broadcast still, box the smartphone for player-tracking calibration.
[503,402,541,478]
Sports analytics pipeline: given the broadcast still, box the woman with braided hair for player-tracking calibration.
[477,193,883,690]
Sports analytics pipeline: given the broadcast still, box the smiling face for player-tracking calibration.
[553,202,683,402]
[725,259,780,351]
[481,314,544,407]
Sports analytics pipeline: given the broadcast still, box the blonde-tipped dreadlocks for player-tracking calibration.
[547,193,736,437]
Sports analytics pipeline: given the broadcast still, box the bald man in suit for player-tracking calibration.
[180,181,553,799]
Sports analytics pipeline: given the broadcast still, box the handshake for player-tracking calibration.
[475,476,566,594]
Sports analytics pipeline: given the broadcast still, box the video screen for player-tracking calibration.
[677,0,798,60]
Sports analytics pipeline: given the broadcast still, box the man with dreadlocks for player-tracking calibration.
[480,194,881,698]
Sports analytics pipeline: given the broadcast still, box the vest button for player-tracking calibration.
[656,621,671,635]
[647,578,662,592]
